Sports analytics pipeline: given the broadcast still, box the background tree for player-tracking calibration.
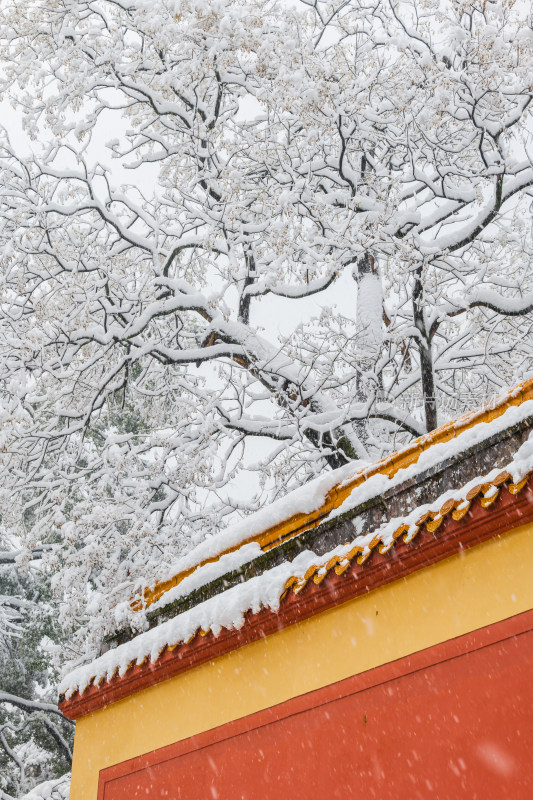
[0,541,73,798]
[0,0,531,679]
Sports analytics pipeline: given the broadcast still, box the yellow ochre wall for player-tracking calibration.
[69,520,533,800]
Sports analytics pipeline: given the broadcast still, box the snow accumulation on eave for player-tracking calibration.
[59,400,533,700]
[142,397,533,617]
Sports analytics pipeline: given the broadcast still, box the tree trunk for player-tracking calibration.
[306,426,354,468]
[235,251,361,467]
[353,252,383,446]
[237,249,255,325]
[413,271,438,432]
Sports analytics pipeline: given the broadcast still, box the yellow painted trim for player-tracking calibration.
[71,520,533,800]
[138,377,533,609]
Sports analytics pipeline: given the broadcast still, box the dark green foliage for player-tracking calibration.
[0,547,73,797]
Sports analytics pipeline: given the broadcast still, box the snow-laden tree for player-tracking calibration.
[0,0,532,658]
[0,541,73,798]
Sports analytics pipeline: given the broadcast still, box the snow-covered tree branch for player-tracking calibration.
[0,535,73,796]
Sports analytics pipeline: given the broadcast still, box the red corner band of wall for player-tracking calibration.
[97,608,533,800]
[60,479,533,721]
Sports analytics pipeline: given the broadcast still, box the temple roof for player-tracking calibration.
[59,378,533,717]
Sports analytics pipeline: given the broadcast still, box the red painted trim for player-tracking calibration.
[97,608,533,799]
[61,478,533,720]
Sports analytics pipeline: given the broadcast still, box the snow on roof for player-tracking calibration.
[136,377,533,612]
[131,461,359,610]
[59,383,533,701]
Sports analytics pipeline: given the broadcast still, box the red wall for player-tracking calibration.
[99,612,533,800]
